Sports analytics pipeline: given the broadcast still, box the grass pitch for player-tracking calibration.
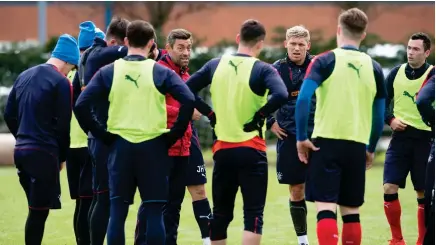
[0,152,421,245]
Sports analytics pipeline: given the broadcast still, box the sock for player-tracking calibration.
[203,237,211,245]
[384,193,403,240]
[316,210,338,245]
[342,214,361,245]
[77,198,92,245]
[290,199,308,239]
[418,198,426,244]
[90,192,110,245]
[144,202,166,245]
[88,195,97,225]
[297,235,309,245]
[193,198,212,239]
[134,202,147,245]
[73,199,80,243]
[25,209,49,245]
[107,198,129,245]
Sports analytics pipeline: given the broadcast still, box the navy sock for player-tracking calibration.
[88,195,97,225]
[25,209,49,245]
[193,198,212,238]
[73,199,80,243]
[77,198,92,245]
[90,193,110,245]
[134,202,147,245]
[144,202,166,245]
[107,198,129,245]
[290,199,308,236]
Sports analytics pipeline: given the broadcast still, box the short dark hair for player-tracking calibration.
[106,16,130,43]
[410,32,432,51]
[338,8,368,39]
[167,29,193,48]
[126,20,155,48]
[240,19,266,47]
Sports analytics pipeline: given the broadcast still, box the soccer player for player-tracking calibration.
[66,20,104,245]
[157,28,212,245]
[416,75,435,245]
[76,17,130,245]
[268,25,314,245]
[3,34,79,245]
[74,20,195,245]
[383,32,434,245]
[186,19,288,245]
[295,8,386,245]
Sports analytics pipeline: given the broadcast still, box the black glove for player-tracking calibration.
[208,112,216,128]
[243,111,266,139]
[163,129,184,148]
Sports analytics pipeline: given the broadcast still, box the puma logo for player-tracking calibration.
[125,74,140,88]
[228,60,243,74]
[403,91,418,104]
[347,62,362,77]
[199,213,213,220]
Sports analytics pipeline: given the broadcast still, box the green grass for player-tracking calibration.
[0,152,419,245]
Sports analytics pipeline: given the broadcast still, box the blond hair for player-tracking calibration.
[286,25,310,41]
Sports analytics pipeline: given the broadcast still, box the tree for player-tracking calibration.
[113,2,214,47]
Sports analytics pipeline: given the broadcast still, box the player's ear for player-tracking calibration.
[361,32,367,41]
[283,39,287,48]
[236,33,240,45]
[165,43,171,51]
[124,37,129,47]
[307,41,311,50]
[147,39,154,49]
[425,49,431,58]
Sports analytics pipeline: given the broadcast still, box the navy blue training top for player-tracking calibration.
[416,75,435,133]
[296,46,387,152]
[304,47,386,96]
[80,38,128,138]
[74,55,195,140]
[4,64,72,162]
[186,53,288,116]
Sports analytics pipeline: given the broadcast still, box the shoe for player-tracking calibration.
[388,239,406,245]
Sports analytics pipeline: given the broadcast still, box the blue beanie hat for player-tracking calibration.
[51,34,80,66]
[95,27,106,40]
[78,21,97,50]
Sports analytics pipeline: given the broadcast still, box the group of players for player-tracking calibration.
[3,6,435,245]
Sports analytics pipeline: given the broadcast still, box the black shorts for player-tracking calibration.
[14,148,61,210]
[276,134,308,185]
[107,135,171,204]
[212,147,268,218]
[305,138,366,207]
[186,135,207,186]
[88,138,109,195]
[66,147,93,199]
[384,134,432,190]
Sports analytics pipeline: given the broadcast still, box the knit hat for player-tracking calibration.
[78,21,97,50]
[51,34,80,66]
[95,27,106,40]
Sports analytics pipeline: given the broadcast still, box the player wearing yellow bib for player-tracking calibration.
[66,21,104,245]
[295,8,386,245]
[383,32,435,245]
[74,20,195,245]
[187,19,288,245]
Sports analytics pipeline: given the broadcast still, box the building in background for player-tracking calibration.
[0,2,433,47]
